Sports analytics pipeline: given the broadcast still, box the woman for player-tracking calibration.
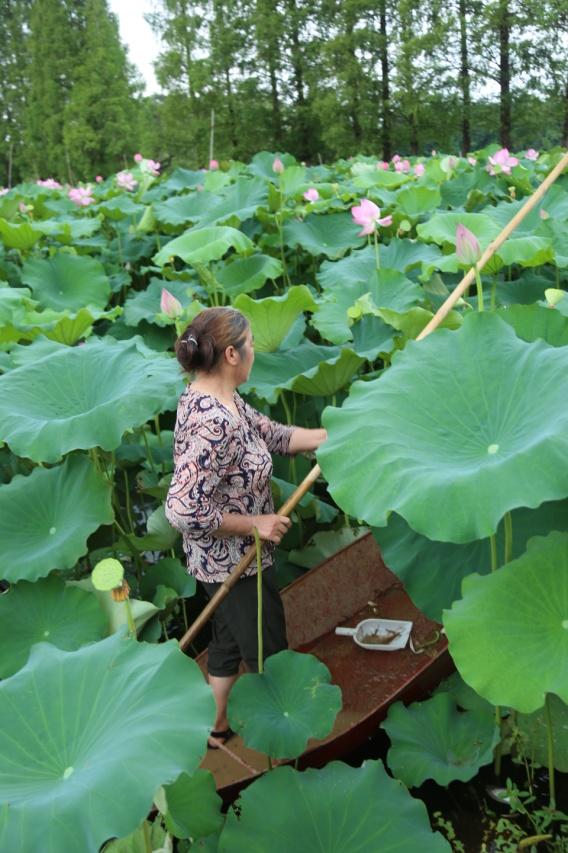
[165,307,327,748]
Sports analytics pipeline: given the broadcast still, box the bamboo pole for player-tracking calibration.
[178,464,321,650]
[417,150,568,342]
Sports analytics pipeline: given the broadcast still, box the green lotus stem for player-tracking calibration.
[544,693,556,809]
[140,428,158,477]
[123,468,135,534]
[124,598,136,638]
[277,179,291,289]
[162,618,169,640]
[142,820,152,853]
[281,392,297,483]
[182,597,189,632]
[154,415,162,445]
[490,279,497,311]
[474,264,484,312]
[490,534,498,573]
[373,229,380,270]
[253,526,263,675]
[504,512,513,565]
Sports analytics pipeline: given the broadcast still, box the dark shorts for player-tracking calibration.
[200,566,288,677]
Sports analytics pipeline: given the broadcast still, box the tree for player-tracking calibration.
[0,0,33,186]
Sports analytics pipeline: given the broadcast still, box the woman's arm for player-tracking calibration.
[287,427,327,455]
[214,511,291,543]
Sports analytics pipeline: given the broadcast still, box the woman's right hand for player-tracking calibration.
[252,514,292,544]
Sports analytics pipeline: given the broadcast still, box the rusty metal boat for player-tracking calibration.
[198,531,452,800]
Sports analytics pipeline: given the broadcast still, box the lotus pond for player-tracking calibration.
[0,147,567,852]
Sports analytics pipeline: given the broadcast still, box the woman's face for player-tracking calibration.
[236,327,255,383]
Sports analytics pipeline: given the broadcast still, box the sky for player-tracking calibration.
[108,0,162,95]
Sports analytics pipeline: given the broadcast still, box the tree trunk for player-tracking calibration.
[563,77,568,147]
[285,0,309,159]
[498,0,511,148]
[379,0,391,160]
[458,0,471,154]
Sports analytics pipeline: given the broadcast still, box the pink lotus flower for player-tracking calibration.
[414,163,425,177]
[37,178,62,189]
[525,148,539,161]
[467,156,477,166]
[351,199,392,236]
[160,288,182,319]
[391,154,401,163]
[303,187,319,202]
[0,188,9,196]
[487,148,519,176]
[143,158,161,176]
[116,171,138,191]
[272,157,284,174]
[134,153,143,163]
[95,175,103,183]
[68,186,95,206]
[394,159,411,173]
[376,161,389,170]
[456,224,481,266]
[209,159,219,170]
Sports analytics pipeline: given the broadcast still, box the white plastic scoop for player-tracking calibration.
[335,618,413,651]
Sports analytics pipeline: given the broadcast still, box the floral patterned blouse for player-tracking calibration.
[165,386,294,583]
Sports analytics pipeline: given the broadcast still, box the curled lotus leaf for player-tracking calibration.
[227,650,342,759]
[153,226,254,266]
[219,761,450,852]
[0,632,215,853]
[234,285,317,352]
[417,211,500,248]
[215,254,283,298]
[0,454,113,583]
[444,532,568,713]
[382,693,499,787]
[0,338,183,462]
[242,341,340,404]
[319,313,568,543]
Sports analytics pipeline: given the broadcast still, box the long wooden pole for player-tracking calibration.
[178,464,321,650]
[417,150,568,342]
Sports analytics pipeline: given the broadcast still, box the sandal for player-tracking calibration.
[207,727,236,750]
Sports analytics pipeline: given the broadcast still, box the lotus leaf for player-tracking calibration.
[417,212,500,247]
[97,195,144,220]
[437,672,494,716]
[153,226,254,266]
[33,215,102,243]
[161,770,223,839]
[290,348,365,396]
[444,532,568,712]
[516,694,568,772]
[0,575,108,678]
[216,254,282,298]
[374,500,568,621]
[283,213,365,258]
[495,236,554,268]
[102,820,167,853]
[219,761,450,852]
[382,693,499,787]
[271,477,337,524]
[162,167,206,193]
[395,186,442,218]
[154,192,215,228]
[498,304,568,347]
[21,254,110,312]
[234,286,317,352]
[371,304,461,339]
[349,314,396,359]
[242,341,340,403]
[0,218,43,250]
[0,454,113,582]
[319,313,568,543]
[0,338,183,462]
[227,650,341,759]
[140,557,196,601]
[196,177,268,226]
[0,632,215,853]
[380,238,443,274]
[248,150,297,181]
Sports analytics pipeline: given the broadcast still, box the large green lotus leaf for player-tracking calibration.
[283,213,365,258]
[0,338,183,462]
[395,185,442,218]
[380,238,443,274]
[417,212,500,247]
[242,341,340,403]
[382,693,499,787]
[538,219,568,268]
[319,313,568,543]
[0,454,113,582]
[0,575,107,677]
[444,532,568,713]
[311,284,363,344]
[317,245,376,290]
[234,286,317,352]
[0,632,215,853]
[21,254,110,312]
[216,254,283,298]
[248,150,297,182]
[219,761,450,852]
[123,278,195,327]
[153,226,254,266]
[139,557,196,601]
[196,177,268,226]
[349,314,396,360]
[353,168,411,190]
[494,275,550,307]
[279,165,307,196]
[33,215,101,244]
[227,650,342,759]
[290,348,365,396]
[373,499,568,621]
[0,218,43,250]
[370,304,461,340]
[516,695,568,772]
[154,191,215,228]
[497,304,568,348]
[161,167,206,193]
[495,236,554,268]
[489,186,568,236]
[161,769,223,840]
[5,336,64,369]
[96,195,144,220]
[15,305,122,346]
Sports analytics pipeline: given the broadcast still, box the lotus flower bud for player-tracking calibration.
[134,152,143,163]
[209,159,219,170]
[456,224,481,266]
[303,187,319,202]
[272,157,284,174]
[160,288,182,319]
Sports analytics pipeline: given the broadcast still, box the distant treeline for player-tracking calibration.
[1,0,566,184]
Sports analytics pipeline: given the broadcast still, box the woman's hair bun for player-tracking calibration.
[174,307,249,374]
